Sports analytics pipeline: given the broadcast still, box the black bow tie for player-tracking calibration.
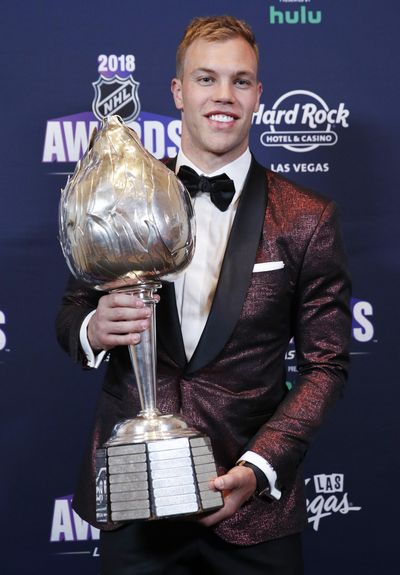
[177,165,235,212]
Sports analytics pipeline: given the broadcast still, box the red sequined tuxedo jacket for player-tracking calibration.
[56,158,351,545]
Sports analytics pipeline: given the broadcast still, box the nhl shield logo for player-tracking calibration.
[92,75,141,122]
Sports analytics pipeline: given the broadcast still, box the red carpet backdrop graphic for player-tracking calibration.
[1,1,398,573]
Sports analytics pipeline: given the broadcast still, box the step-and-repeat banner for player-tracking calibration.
[1,1,398,573]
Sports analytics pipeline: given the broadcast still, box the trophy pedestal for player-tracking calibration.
[95,413,223,522]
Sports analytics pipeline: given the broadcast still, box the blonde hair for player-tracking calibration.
[176,15,259,79]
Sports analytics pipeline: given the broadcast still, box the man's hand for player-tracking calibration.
[87,292,155,352]
[199,465,257,527]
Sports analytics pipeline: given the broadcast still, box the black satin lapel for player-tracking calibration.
[186,159,268,375]
[165,157,177,171]
[156,281,187,369]
[155,155,186,368]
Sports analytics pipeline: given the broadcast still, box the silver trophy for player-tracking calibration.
[59,115,223,522]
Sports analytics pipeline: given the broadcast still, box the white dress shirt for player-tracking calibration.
[174,149,250,360]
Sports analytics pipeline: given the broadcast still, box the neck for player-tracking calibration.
[180,144,248,175]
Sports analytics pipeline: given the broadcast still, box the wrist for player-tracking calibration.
[236,460,270,498]
[87,316,102,352]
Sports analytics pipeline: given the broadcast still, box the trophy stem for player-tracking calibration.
[115,282,161,417]
[99,281,224,522]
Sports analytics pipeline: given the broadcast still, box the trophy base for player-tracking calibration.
[95,415,223,522]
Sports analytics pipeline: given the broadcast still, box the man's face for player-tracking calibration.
[171,37,262,172]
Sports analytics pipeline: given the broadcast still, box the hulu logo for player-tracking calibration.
[269,6,322,25]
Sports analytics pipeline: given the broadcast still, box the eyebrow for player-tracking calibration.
[191,67,256,78]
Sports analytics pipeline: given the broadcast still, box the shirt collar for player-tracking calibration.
[175,149,252,208]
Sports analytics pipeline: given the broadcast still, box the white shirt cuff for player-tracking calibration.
[238,450,282,500]
[79,310,107,368]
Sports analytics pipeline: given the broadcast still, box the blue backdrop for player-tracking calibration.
[1,1,399,573]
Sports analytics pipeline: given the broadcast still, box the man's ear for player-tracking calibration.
[171,78,183,110]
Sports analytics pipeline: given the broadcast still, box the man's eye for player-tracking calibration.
[198,76,213,84]
[235,79,251,87]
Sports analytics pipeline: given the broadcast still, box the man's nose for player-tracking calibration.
[212,80,235,103]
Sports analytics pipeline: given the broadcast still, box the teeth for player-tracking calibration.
[209,114,234,123]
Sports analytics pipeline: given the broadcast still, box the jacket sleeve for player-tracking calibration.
[246,200,352,488]
[56,274,102,366]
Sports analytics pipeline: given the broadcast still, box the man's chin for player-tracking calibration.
[205,142,246,160]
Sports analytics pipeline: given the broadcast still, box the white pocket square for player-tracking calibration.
[253,261,285,272]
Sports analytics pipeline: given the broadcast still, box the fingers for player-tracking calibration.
[213,465,256,492]
[199,466,257,527]
[199,504,230,527]
[87,293,156,351]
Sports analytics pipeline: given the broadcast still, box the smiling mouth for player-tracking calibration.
[207,113,237,123]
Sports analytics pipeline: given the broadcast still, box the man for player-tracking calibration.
[57,15,351,575]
